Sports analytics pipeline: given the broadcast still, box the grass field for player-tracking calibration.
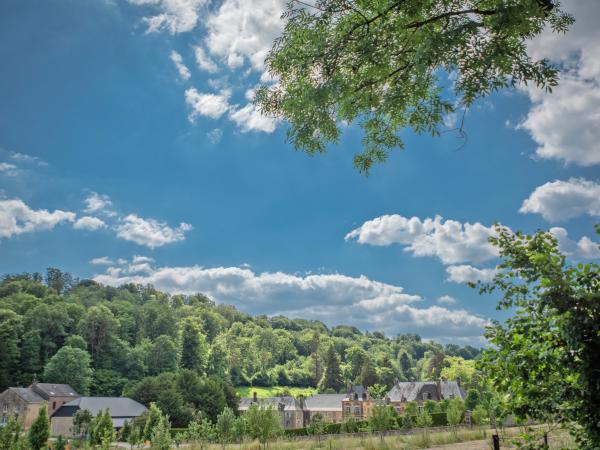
[235,386,317,398]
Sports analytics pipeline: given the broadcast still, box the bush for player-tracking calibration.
[431,412,448,427]
[284,427,308,437]
[324,423,341,434]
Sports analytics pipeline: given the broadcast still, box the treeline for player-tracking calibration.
[0,269,482,426]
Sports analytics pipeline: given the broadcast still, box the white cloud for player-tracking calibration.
[0,163,18,176]
[170,50,191,80]
[520,178,600,222]
[346,214,498,264]
[0,199,75,238]
[519,0,600,166]
[90,256,114,265]
[128,0,207,34]
[229,103,277,133]
[10,152,47,166]
[185,88,231,121]
[194,46,218,73]
[446,265,497,284]
[115,214,192,248]
[437,295,457,305]
[207,128,223,144]
[132,255,154,264]
[84,192,114,215]
[73,216,107,231]
[93,261,487,339]
[204,0,286,71]
[550,227,600,260]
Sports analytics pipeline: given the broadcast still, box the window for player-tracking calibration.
[345,406,350,414]
[354,406,360,416]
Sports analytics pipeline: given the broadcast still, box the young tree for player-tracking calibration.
[28,404,50,450]
[318,344,344,392]
[464,389,480,411]
[72,408,93,439]
[90,409,115,447]
[215,407,236,448]
[307,412,326,442]
[43,346,93,394]
[471,404,488,426]
[246,404,282,448]
[255,0,574,174]
[415,409,433,430]
[54,434,68,450]
[476,226,600,447]
[143,403,163,441]
[150,415,172,450]
[186,412,215,450]
[0,416,28,450]
[446,398,465,429]
[369,405,395,438]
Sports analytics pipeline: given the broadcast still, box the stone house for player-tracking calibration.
[386,380,466,414]
[341,384,372,421]
[0,383,79,429]
[239,393,304,430]
[51,397,147,437]
[303,393,345,425]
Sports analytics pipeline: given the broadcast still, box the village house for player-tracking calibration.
[341,384,372,421]
[386,380,466,414]
[51,397,147,437]
[303,393,345,425]
[0,383,79,429]
[238,393,304,430]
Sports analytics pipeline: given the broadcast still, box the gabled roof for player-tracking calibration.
[9,387,44,403]
[386,380,465,402]
[58,397,147,418]
[239,396,302,411]
[304,394,345,412]
[343,384,368,401]
[31,383,78,399]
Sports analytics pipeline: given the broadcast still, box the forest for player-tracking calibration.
[0,269,482,427]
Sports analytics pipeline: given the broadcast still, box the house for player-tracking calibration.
[238,392,304,429]
[386,380,466,414]
[303,393,345,425]
[0,383,79,429]
[51,397,147,437]
[342,384,373,421]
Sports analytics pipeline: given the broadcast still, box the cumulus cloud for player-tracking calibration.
[204,0,286,71]
[550,227,600,260]
[345,214,498,265]
[519,0,600,166]
[185,88,231,120]
[446,265,498,284]
[437,295,457,305]
[89,256,114,265]
[0,199,75,238]
[170,50,191,80]
[229,103,277,133]
[93,261,488,339]
[84,192,114,215]
[128,0,207,34]
[194,46,218,73]
[0,163,18,176]
[73,216,107,231]
[115,214,192,248]
[520,178,600,222]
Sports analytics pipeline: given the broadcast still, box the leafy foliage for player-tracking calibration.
[256,0,574,173]
[28,404,49,450]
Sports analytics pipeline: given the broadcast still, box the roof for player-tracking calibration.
[304,394,345,412]
[386,381,465,402]
[9,387,44,403]
[31,383,78,399]
[58,397,147,418]
[239,396,302,411]
[343,384,368,401]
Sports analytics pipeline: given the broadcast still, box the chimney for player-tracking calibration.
[253,391,258,403]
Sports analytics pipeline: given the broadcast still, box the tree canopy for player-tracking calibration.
[256,0,573,174]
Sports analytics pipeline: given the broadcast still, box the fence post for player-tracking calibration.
[492,434,500,450]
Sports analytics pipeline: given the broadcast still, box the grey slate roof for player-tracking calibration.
[386,381,465,402]
[9,387,44,403]
[343,384,368,401]
[304,394,345,412]
[60,397,147,417]
[239,396,303,411]
[31,383,78,399]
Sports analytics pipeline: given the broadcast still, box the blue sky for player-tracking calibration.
[1,0,599,343]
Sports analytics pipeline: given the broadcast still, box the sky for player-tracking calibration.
[0,0,599,344]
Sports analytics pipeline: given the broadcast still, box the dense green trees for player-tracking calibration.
[256,0,573,173]
[318,344,344,392]
[43,345,93,395]
[476,226,600,448]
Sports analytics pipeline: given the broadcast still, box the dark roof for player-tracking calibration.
[9,387,44,403]
[343,384,368,401]
[386,381,465,402]
[31,383,78,399]
[239,396,302,411]
[304,394,345,412]
[58,397,147,418]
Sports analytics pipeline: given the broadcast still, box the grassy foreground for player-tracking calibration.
[176,426,575,450]
[235,386,317,398]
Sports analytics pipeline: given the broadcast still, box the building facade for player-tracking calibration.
[238,393,305,430]
[386,380,466,414]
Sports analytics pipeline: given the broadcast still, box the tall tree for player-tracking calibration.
[146,335,179,375]
[359,358,378,387]
[256,0,573,173]
[318,344,344,392]
[0,309,21,390]
[46,268,74,295]
[78,305,119,363]
[477,225,600,448]
[180,318,209,373]
[43,346,93,395]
